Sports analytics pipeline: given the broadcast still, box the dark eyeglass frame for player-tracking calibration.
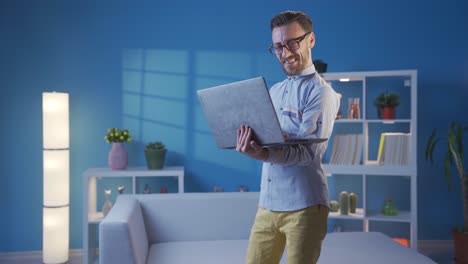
[268,32,312,55]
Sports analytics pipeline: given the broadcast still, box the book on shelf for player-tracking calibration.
[377,132,411,165]
[329,134,363,165]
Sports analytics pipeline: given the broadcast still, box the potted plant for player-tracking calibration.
[425,122,468,263]
[104,128,132,170]
[373,92,400,119]
[145,142,167,170]
[313,59,327,74]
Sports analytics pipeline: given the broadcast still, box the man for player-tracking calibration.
[236,10,340,264]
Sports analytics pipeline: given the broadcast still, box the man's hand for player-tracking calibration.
[236,125,269,161]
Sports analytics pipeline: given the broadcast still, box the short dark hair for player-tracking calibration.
[270,10,313,32]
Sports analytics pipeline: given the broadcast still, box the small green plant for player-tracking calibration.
[425,122,468,233]
[373,92,400,108]
[104,128,132,143]
[146,142,166,150]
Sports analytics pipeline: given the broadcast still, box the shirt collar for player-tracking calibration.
[287,64,316,80]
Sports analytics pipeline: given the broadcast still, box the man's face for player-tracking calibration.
[271,22,315,76]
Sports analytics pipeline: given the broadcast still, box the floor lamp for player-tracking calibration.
[43,92,69,263]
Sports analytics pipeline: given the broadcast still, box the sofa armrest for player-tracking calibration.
[99,195,149,264]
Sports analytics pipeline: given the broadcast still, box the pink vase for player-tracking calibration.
[108,142,128,170]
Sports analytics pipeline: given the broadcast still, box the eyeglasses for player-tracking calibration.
[268,32,311,55]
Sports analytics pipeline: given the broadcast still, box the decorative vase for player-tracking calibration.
[349,192,358,213]
[102,189,112,217]
[381,107,395,119]
[330,200,340,212]
[347,98,360,119]
[108,142,128,170]
[238,185,249,192]
[382,198,398,216]
[145,148,166,170]
[339,191,349,215]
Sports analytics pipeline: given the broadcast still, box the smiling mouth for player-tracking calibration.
[283,57,298,65]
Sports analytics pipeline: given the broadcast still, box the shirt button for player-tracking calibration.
[285,90,288,93]
[280,107,283,110]
[268,179,272,182]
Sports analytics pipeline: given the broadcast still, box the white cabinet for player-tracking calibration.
[322,70,417,249]
[82,166,184,264]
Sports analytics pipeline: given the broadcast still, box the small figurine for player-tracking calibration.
[238,185,249,192]
[117,185,125,194]
[144,184,152,194]
[102,189,112,217]
[160,187,168,193]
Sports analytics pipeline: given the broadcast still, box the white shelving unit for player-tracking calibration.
[82,166,184,264]
[322,70,417,249]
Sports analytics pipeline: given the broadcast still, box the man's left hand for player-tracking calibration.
[236,125,269,161]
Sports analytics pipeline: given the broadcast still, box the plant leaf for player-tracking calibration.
[448,127,465,181]
[425,129,437,161]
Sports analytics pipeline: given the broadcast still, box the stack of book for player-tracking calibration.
[377,133,411,165]
[329,134,363,165]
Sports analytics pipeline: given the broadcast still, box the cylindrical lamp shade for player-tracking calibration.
[43,150,69,206]
[43,92,69,149]
[43,206,69,264]
[43,92,69,263]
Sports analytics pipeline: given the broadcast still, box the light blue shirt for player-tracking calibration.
[259,64,340,211]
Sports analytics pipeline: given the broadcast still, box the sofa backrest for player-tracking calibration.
[135,192,259,244]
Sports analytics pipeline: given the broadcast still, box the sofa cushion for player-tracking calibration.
[137,192,259,243]
[146,240,261,264]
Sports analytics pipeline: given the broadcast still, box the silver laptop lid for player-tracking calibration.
[197,77,285,149]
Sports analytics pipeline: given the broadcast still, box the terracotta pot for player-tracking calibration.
[452,229,468,264]
[380,107,395,119]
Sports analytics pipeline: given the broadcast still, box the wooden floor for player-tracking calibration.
[0,242,456,264]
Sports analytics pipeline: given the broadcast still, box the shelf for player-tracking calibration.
[366,119,412,124]
[83,166,184,177]
[323,69,416,81]
[329,208,364,220]
[83,166,185,264]
[334,119,364,123]
[330,209,411,223]
[366,210,412,223]
[88,212,104,223]
[335,119,412,124]
[323,164,416,176]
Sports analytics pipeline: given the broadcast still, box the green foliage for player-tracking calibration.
[373,92,400,108]
[146,141,166,150]
[425,122,467,191]
[104,128,132,143]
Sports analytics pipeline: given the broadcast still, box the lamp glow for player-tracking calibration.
[43,92,69,263]
[43,150,69,206]
[339,78,350,82]
[43,92,69,149]
[43,207,69,263]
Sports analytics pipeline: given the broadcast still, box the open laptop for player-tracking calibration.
[197,77,328,149]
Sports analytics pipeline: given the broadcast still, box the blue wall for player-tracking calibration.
[1,0,467,252]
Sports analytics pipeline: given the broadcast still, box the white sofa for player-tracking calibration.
[99,192,436,264]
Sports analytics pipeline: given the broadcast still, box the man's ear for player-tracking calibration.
[309,32,316,49]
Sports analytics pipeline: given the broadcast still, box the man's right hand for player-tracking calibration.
[236,125,269,161]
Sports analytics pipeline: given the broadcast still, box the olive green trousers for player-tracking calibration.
[246,205,329,264]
